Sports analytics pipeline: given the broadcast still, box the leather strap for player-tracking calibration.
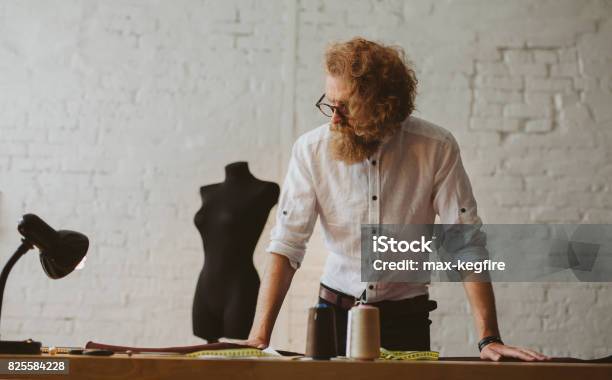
[478,336,503,352]
[319,285,357,310]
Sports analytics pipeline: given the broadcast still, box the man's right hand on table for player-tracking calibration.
[222,254,295,351]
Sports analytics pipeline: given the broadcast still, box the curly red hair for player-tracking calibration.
[325,37,418,140]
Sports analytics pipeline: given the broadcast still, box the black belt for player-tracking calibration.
[319,283,437,313]
[319,283,358,309]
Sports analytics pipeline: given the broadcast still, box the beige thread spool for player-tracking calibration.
[346,304,380,360]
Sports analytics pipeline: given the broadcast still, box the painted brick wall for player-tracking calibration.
[0,0,294,347]
[0,0,610,358]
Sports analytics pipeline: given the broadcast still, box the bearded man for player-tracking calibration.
[246,37,546,361]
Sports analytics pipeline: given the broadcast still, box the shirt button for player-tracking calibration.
[372,195,378,201]
[371,160,377,166]
[282,210,287,215]
[368,285,374,290]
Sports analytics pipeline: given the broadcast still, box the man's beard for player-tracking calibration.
[329,120,398,164]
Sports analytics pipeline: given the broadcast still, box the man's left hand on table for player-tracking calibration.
[480,342,550,361]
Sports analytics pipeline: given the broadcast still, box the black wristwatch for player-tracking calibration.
[478,336,503,352]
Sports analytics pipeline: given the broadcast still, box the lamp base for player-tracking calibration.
[0,339,42,354]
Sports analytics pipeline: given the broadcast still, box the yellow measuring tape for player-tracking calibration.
[186,347,439,360]
[186,348,273,358]
[379,348,439,361]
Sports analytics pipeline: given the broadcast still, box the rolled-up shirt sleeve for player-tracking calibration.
[266,139,318,269]
[433,134,488,263]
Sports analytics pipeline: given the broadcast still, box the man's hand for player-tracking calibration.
[219,337,269,349]
[480,342,549,361]
[244,253,296,350]
[245,336,269,349]
[219,254,295,351]
[463,282,551,362]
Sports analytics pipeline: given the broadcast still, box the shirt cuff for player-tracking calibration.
[266,240,305,270]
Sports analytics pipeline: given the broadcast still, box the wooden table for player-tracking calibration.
[1,354,611,380]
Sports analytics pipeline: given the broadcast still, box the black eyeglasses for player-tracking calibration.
[315,93,347,118]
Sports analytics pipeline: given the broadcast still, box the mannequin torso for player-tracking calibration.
[193,162,279,341]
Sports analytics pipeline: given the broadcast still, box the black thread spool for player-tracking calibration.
[305,303,337,360]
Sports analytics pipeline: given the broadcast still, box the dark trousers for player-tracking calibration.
[318,285,436,355]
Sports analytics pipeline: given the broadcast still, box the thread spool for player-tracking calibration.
[346,304,380,360]
[305,303,337,360]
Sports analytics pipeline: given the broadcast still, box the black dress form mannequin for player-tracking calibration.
[193,162,279,342]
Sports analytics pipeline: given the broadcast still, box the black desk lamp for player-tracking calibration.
[0,214,89,354]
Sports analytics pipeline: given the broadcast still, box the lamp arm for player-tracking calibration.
[0,239,34,337]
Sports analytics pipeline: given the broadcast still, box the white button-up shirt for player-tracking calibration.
[267,116,485,302]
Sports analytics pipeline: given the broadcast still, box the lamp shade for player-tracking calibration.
[39,230,89,279]
[17,214,89,279]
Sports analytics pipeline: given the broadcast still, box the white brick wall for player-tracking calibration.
[0,0,611,358]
